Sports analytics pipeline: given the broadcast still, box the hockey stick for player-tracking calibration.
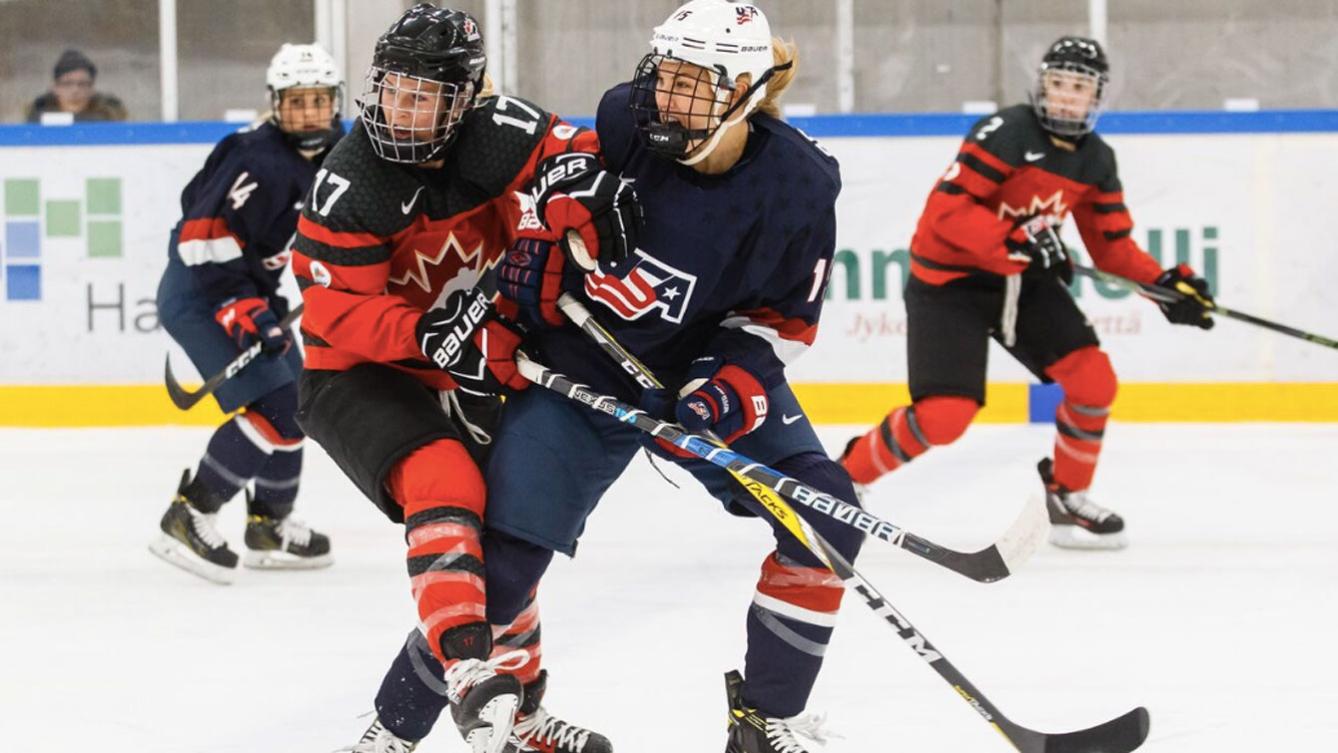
[1072,265,1338,350]
[516,353,1150,753]
[163,304,305,411]
[553,291,1046,583]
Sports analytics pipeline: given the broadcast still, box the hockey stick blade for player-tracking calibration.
[1002,705,1150,753]
[163,304,304,411]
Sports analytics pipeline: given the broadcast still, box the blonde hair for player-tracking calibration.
[755,37,798,119]
[478,72,496,99]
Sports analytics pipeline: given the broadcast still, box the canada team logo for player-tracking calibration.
[584,250,697,324]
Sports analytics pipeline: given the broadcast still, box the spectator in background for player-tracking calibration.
[25,49,127,122]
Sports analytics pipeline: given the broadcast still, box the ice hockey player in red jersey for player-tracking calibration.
[150,43,344,584]
[290,6,638,753]
[840,36,1216,550]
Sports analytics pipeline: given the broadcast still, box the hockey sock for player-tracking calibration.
[743,552,846,718]
[490,594,543,686]
[841,396,977,484]
[1045,347,1116,492]
[374,629,450,743]
[388,438,490,663]
[245,384,304,518]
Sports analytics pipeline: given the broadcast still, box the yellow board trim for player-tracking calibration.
[0,382,1336,427]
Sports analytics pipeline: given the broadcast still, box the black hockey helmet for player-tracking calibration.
[1029,36,1110,138]
[359,3,487,164]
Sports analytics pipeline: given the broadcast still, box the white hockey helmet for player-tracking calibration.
[266,43,343,150]
[631,0,784,163]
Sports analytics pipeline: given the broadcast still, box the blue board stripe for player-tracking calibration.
[3,110,1337,146]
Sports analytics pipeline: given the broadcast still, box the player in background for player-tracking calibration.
[423,3,850,751]
[839,37,1216,549]
[290,6,638,753]
[150,43,344,584]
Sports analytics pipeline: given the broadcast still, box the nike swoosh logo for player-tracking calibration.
[781,414,802,425]
[401,186,426,214]
[1025,151,1045,162]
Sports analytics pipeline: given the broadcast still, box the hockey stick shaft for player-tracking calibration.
[516,355,1148,753]
[163,304,304,411]
[553,293,1045,582]
[1072,265,1338,349]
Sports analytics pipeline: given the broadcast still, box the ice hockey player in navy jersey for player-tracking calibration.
[839,37,1217,550]
[150,43,344,584]
[471,3,857,752]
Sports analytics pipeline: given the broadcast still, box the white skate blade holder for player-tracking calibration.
[1043,501,1129,551]
[148,534,236,585]
[243,549,334,570]
[467,691,521,753]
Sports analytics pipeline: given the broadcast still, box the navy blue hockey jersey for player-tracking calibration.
[161,121,339,308]
[536,83,841,401]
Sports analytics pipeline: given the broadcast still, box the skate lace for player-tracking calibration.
[275,516,314,547]
[765,713,837,753]
[514,707,593,751]
[442,649,530,705]
[188,509,227,549]
[335,719,416,753]
[1062,490,1114,524]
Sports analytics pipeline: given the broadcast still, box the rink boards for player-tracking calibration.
[1,113,1335,425]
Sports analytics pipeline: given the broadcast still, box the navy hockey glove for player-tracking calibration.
[1155,264,1215,330]
[415,287,529,395]
[498,237,566,328]
[675,357,770,445]
[1005,215,1072,284]
[214,296,289,354]
[531,152,642,272]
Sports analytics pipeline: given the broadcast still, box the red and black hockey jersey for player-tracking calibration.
[911,104,1161,287]
[290,95,597,390]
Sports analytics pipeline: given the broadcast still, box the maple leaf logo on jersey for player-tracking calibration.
[584,250,697,324]
[997,190,1069,223]
[389,232,487,295]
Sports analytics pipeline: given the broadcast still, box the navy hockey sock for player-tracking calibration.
[250,445,302,518]
[374,629,451,742]
[190,418,268,512]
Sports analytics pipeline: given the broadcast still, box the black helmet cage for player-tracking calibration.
[1030,36,1110,138]
[629,52,788,160]
[359,4,487,164]
[269,84,344,151]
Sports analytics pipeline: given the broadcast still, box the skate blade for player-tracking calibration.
[242,549,334,570]
[1048,524,1127,551]
[466,693,521,753]
[148,534,236,584]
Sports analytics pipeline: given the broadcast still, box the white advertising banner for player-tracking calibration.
[2,132,1336,386]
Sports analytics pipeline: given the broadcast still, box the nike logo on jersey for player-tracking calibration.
[402,186,426,215]
[1025,151,1046,162]
[781,414,802,425]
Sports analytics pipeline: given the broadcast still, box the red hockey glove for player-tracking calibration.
[530,152,642,272]
[415,287,529,395]
[674,357,770,445]
[498,237,566,328]
[214,296,289,354]
[1005,215,1072,283]
[1154,264,1215,329]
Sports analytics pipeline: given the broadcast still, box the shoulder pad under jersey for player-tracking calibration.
[305,125,421,238]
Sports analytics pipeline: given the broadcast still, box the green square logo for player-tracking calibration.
[5,178,40,216]
[46,200,82,237]
[86,178,121,215]
[87,220,122,258]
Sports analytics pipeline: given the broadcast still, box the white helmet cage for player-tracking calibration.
[630,0,786,162]
[266,43,344,150]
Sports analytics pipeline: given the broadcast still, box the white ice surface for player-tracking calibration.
[2,423,1336,752]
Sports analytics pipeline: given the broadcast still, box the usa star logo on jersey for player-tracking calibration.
[584,250,697,324]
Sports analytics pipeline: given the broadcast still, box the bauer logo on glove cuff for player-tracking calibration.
[428,289,491,369]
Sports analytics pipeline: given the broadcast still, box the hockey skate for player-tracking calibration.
[1038,458,1126,550]
[447,649,529,753]
[724,670,833,753]
[340,716,418,753]
[148,469,239,585]
[505,671,612,753]
[243,511,333,570]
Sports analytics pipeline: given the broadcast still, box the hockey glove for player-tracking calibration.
[1005,215,1072,284]
[674,357,770,445]
[214,296,289,354]
[415,287,529,395]
[498,237,566,328]
[1154,264,1215,329]
[531,152,642,272]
